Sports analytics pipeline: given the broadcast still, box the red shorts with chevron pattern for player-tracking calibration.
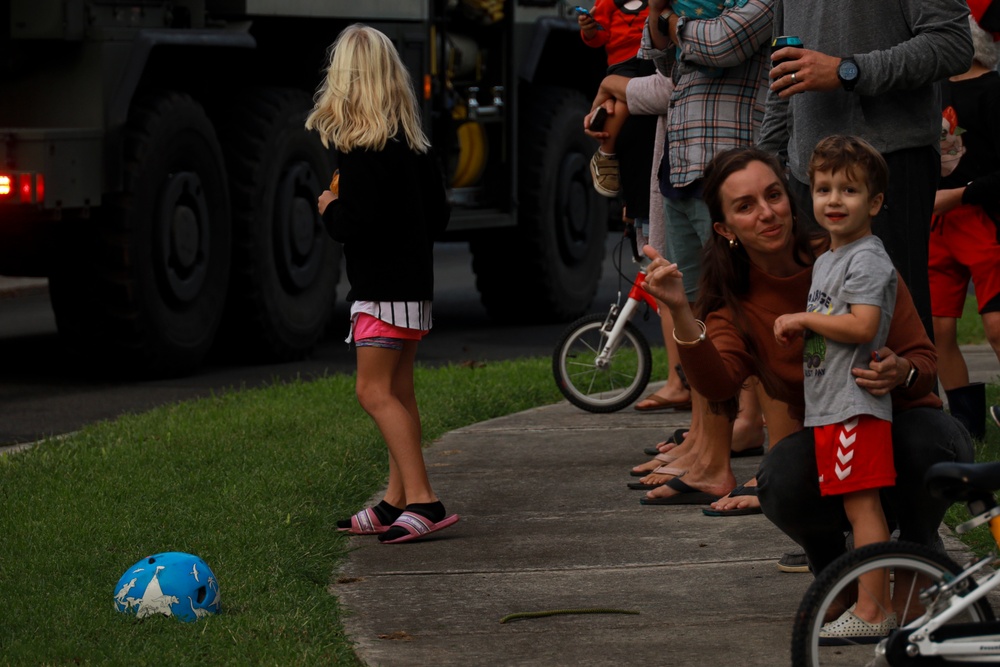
[814,414,895,497]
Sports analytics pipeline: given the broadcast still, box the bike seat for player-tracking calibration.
[925,461,1000,502]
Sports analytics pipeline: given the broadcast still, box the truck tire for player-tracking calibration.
[216,88,340,361]
[471,86,607,323]
[49,91,231,378]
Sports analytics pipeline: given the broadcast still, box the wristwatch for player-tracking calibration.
[657,8,676,37]
[902,362,919,390]
[838,57,860,92]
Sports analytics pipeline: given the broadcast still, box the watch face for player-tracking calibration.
[840,60,859,80]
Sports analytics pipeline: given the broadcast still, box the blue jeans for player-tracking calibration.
[756,406,973,574]
[662,195,712,302]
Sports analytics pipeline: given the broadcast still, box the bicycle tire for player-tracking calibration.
[791,541,995,667]
[552,312,652,413]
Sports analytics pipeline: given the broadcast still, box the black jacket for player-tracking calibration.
[322,138,450,302]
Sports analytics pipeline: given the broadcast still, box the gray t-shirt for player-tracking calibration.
[802,234,897,427]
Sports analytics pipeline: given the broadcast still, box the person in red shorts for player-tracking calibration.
[774,136,899,642]
[930,3,1000,441]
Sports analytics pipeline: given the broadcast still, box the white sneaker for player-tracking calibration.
[819,604,898,646]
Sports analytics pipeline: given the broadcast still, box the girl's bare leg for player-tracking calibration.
[356,341,436,506]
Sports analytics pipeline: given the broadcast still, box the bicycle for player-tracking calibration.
[791,460,1000,666]
[552,224,657,413]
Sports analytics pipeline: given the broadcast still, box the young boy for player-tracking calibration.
[774,135,899,642]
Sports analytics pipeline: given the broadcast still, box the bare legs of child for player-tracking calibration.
[820,489,896,635]
[341,340,458,543]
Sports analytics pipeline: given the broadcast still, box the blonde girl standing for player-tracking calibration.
[307,24,456,544]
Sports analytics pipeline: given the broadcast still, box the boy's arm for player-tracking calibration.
[774,305,881,347]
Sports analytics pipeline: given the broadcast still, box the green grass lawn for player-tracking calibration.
[0,305,996,664]
[0,360,563,665]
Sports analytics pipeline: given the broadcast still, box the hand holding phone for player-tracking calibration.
[574,6,605,30]
[588,106,608,132]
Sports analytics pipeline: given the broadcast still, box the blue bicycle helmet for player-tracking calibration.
[113,552,220,622]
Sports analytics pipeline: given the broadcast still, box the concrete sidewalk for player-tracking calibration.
[333,349,998,666]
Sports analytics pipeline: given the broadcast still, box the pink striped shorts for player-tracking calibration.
[353,313,427,350]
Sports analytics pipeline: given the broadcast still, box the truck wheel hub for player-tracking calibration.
[275,162,323,292]
[157,171,210,304]
[556,152,590,263]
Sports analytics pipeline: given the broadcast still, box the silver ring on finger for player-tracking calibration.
[791,72,797,83]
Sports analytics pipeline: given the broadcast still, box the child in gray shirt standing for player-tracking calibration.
[774,135,898,643]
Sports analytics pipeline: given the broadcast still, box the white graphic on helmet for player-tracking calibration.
[190,562,200,582]
[136,566,180,619]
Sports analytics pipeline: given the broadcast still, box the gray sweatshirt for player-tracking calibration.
[758,0,973,184]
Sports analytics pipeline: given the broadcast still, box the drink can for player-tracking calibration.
[771,35,802,67]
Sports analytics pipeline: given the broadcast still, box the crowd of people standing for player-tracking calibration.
[575,0,1000,639]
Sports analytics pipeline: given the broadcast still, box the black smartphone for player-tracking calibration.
[589,107,608,132]
[574,6,605,30]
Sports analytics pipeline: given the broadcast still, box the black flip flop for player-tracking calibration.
[639,476,720,505]
[643,428,688,456]
[702,484,763,517]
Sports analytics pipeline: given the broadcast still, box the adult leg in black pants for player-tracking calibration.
[756,407,973,575]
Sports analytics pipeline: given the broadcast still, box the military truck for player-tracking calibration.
[0,0,609,377]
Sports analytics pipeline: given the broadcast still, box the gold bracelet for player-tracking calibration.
[672,319,707,347]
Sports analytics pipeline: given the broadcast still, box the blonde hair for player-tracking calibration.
[305,24,430,153]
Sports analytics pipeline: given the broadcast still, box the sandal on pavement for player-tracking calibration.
[639,475,721,505]
[643,428,688,456]
[379,511,460,544]
[634,394,692,412]
[626,465,686,489]
[819,604,898,645]
[337,507,392,535]
[631,451,678,476]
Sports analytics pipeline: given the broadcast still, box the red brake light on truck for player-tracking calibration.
[0,172,44,203]
[19,174,32,202]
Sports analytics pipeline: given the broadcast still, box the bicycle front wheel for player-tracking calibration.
[552,313,652,413]
[791,541,995,667]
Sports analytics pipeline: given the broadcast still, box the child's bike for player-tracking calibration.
[790,460,1000,666]
[552,226,656,413]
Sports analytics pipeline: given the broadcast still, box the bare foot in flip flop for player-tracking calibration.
[630,451,679,476]
[634,386,692,412]
[642,428,689,456]
[642,469,736,504]
[704,478,762,516]
[638,465,686,486]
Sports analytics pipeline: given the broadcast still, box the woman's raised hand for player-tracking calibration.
[641,244,687,310]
